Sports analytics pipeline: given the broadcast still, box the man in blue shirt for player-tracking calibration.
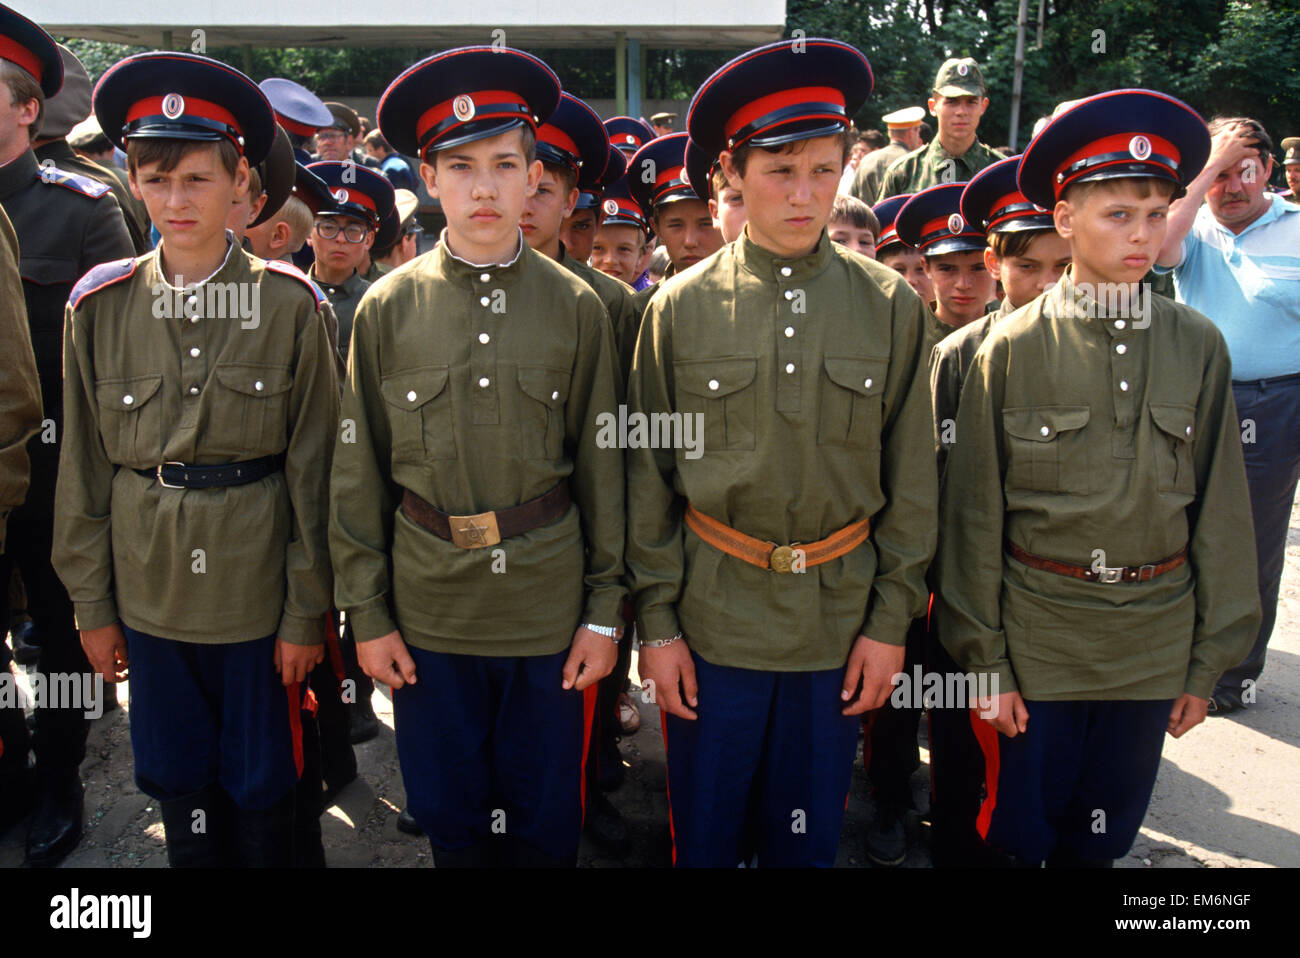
[1157,116,1300,713]
[363,128,418,192]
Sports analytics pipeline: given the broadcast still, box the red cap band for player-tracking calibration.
[0,36,42,83]
[724,86,845,146]
[127,95,243,137]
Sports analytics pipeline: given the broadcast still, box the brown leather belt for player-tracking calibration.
[1006,541,1188,584]
[684,504,871,574]
[400,481,570,549]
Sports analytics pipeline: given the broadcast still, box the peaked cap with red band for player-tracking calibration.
[291,162,335,216]
[687,38,872,157]
[93,52,275,165]
[377,46,559,161]
[598,177,650,235]
[259,78,332,138]
[537,93,610,190]
[306,161,396,228]
[960,155,1054,236]
[0,3,62,98]
[1017,88,1210,209]
[250,125,297,227]
[628,132,701,213]
[575,145,626,211]
[895,183,986,256]
[872,194,912,254]
[604,116,655,156]
[684,138,719,200]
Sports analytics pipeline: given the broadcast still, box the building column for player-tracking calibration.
[628,38,642,118]
[615,31,627,115]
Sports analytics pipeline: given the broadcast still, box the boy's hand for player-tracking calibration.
[274,638,323,686]
[80,624,129,682]
[841,633,904,715]
[638,638,698,720]
[562,625,619,691]
[1167,693,1208,738]
[357,630,418,689]
[978,690,1029,738]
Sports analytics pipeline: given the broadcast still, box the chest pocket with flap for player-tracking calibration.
[1002,404,1091,494]
[818,356,888,448]
[212,363,293,454]
[673,357,757,453]
[1148,402,1196,497]
[95,374,164,465]
[517,365,571,460]
[380,366,456,462]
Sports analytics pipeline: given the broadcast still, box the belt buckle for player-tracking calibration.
[769,544,796,574]
[156,461,186,489]
[449,510,501,549]
[1096,566,1123,584]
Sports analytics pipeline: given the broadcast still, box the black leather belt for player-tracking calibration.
[134,454,285,489]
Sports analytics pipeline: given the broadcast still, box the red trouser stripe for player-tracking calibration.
[287,681,305,779]
[578,684,598,826]
[659,719,677,865]
[971,707,1001,839]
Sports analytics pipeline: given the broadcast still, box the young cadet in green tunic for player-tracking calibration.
[877,59,1003,201]
[627,39,936,867]
[332,47,625,868]
[54,52,338,867]
[936,90,1260,867]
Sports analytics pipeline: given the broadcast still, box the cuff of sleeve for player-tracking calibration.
[860,608,911,648]
[980,659,1019,696]
[278,611,324,647]
[1184,664,1219,700]
[582,588,625,633]
[73,597,119,632]
[637,605,681,645]
[346,597,397,643]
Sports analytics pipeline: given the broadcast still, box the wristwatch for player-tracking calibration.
[582,623,621,642]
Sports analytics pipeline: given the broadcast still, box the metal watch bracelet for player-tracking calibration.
[582,622,621,642]
[639,632,682,649]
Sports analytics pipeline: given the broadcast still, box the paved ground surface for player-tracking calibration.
[4,500,1298,869]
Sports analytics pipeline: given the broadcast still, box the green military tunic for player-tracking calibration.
[877,138,1004,201]
[935,270,1260,701]
[930,297,1016,477]
[363,260,391,283]
[34,139,151,255]
[626,229,937,671]
[329,233,625,655]
[560,245,638,386]
[53,237,340,646]
[0,207,41,553]
[310,267,369,362]
[849,140,908,207]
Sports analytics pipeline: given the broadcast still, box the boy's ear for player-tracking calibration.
[525,158,543,197]
[1054,199,1075,240]
[718,149,740,185]
[983,245,1001,280]
[708,197,720,226]
[127,167,144,201]
[921,255,935,276]
[562,186,580,219]
[419,160,438,199]
[232,156,251,198]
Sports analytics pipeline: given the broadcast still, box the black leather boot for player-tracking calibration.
[25,765,83,867]
[233,790,295,868]
[159,784,232,867]
[866,799,908,867]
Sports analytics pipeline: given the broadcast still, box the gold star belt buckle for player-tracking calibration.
[449,510,501,549]
[768,544,797,574]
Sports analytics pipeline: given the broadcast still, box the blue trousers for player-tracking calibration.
[393,646,595,863]
[662,652,861,867]
[124,627,303,809]
[980,698,1172,864]
[1222,376,1300,694]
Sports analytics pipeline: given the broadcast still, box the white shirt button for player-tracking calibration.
[254,380,264,391]
[785,362,795,374]
[189,347,200,358]
[1185,426,1192,436]
[478,333,490,344]
[189,386,199,395]
[1115,319,1126,330]
[784,326,794,338]
[551,390,559,400]
[864,378,873,389]
[407,390,417,402]
[122,394,134,405]
[1040,425,1050,436]
[783,290,794,301]
[478,377,490,388]
[1115,344,1127,355]
[1120,380,1130,391]
[780,266,792,277]
[479,296,490,307]
[708,379,719,391]
[480,273,491,283]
